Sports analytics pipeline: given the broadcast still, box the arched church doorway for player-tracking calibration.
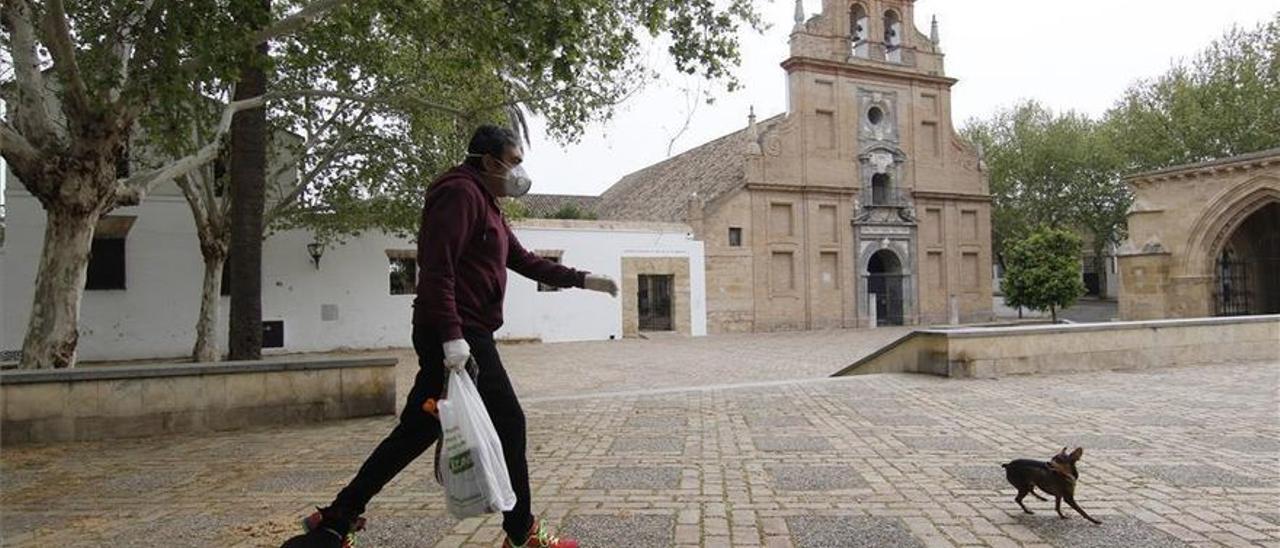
[1214,201,1280,316]
[867,249,904,326]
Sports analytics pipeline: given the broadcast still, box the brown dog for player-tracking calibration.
[1002,447,1102,524]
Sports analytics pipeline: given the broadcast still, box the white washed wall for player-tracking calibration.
[3,191,214,361]
[1,191,705,361]
[497,219,707,342]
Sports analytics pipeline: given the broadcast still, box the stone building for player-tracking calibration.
[594,0,993,333]
[1119,148,1280,320]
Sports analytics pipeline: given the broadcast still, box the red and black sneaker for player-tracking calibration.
[501,517,578,548]
[280,507,366,548]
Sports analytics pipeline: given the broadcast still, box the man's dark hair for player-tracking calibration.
[465,125,521,169]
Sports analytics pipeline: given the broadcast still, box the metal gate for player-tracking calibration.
[868,274,905,326]
[638,274,674,331]
[1214,253,1251,316]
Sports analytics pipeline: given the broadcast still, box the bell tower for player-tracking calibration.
[789,0,944,73]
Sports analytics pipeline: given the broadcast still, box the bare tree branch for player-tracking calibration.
[2,0,57,147]
[308,99,353,141]
[114,87,452,205]
[174,108,219,232]
[40,0,92,123]
[267,106,372,223]
[271,100,355,186]
[169,0,354,79]
[187,95,223,215]
[296,90,466,118]
[114,85,257,205]
[666,81,704,157]
[252,0,352,45]
[175,172,209,230]
[108,0,160,101]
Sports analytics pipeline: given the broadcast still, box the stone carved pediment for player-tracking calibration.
[858,146,906,168]
[869,151,894,174]
[761,115,797,157]
[764,134,783,156]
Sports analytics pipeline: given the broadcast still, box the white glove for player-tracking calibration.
[442,338,470,371]
[584,274,618,297]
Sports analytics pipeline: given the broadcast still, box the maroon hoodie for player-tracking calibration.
[413,165,587,340]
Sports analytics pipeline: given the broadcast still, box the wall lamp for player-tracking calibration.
[307,242,324,270]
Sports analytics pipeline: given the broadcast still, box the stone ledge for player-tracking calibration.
[0,356,396,385]
[837,315,1279,378]
[1,356,398,445]
[922,314,1279,338]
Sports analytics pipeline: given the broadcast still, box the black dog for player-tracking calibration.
[1002,447,1102,524]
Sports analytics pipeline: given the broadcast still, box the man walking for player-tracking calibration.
[284,125,617,548]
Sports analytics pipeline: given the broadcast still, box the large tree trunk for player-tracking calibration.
[227,2,270,361]
[19,205,101,369]
[192,251,226,363]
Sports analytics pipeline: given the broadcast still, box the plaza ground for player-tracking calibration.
[1,327,1277,547]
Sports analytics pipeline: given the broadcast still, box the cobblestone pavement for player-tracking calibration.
[2,353,1277,546]
[992,297,1119,324]
[397,327,915,400]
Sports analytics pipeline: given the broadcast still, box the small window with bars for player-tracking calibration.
[85,216,135,291]
[538,253,563,292]
[387,250,417,295]
[729,227,743,247]
[86,238,127,290]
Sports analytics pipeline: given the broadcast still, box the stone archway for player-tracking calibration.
[867,249,904,325]
[1212,201,1280,315]
[1119,152,1280,320]
[1185,182,1280,277]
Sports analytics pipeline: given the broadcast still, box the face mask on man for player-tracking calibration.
[467,153,532,198]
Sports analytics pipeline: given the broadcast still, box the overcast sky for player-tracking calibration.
[521,0,1278,197]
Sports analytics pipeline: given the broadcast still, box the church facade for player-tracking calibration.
[595,0,994,333]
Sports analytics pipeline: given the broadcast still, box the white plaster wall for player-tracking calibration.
[2,191,706,361]
[498,221,707,342]
[4,191,218,361]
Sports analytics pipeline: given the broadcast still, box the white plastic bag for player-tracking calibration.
[436,366,517,519]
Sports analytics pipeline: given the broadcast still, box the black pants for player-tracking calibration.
[330,326,533,540]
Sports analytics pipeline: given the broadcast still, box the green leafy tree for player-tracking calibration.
[0,0,356,368]
[2,0,763,368]
[136,1,766,362]
[1105,14,1280,172]
[499,198,528,221]
[550,203,597,220]
[269,0,765,242]
[1002,227,1086,323]
[962,101,1128,272]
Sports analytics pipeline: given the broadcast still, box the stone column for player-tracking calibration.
[868,293,878,328]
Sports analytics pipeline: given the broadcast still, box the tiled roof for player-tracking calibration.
[516,194,601,218]
[595,114,785,222]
